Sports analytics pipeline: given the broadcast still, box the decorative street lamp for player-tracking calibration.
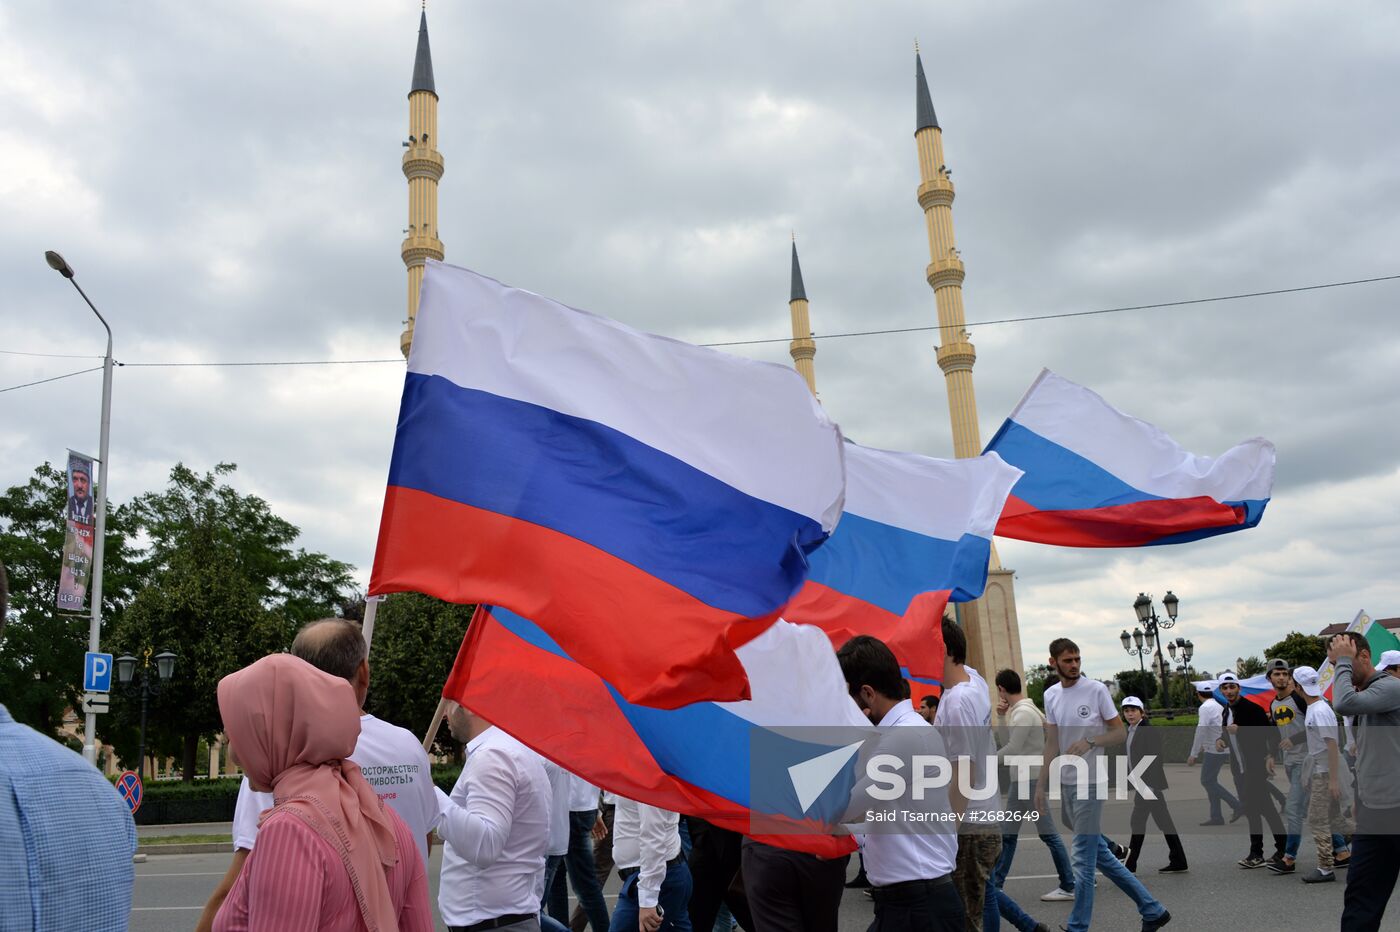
[116,648,177,777]
[1167,637,1196,699]
[45,250,115,766]
[1133,591,1181,708]
[1120,625,1152,679]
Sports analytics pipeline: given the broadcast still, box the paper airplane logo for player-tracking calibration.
[787,740,864,814]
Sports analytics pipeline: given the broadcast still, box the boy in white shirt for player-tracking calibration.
[1291,666,1355,884]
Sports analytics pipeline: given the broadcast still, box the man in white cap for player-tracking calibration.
[1216,671,1287,869]
[1187,679,1239,826]
[1379,650,1400,679]
[1119,696,1187,874]
[1290,665,1354,884]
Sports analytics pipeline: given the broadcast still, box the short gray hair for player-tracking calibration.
[290,618,367,682]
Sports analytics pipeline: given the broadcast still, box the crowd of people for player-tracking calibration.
[4,552,1400,931]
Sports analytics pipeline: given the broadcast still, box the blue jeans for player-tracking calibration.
[1281,763,1349,859]
[982,837,1040,932]
[563,810,610,930]
[610,861,693,932]
[1064,786,1166,932]
[1200,752,1239,821]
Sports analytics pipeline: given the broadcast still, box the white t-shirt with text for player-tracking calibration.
[231,713,439,866]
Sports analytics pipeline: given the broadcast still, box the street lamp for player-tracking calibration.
[116,648,176,778]
[1133,591,1182,710]
[1120,627,1151,676]
[45,250,115,766]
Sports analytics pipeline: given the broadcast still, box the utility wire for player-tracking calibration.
[0,366,104,394]
[0,348,104,359]
[3,272,1397,375]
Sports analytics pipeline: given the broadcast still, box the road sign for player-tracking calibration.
[80,692,110,715]
[84,651,113,693]
[116,771,143,814]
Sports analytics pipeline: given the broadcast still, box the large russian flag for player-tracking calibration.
[370,261,846,708]
[986,370,1275,547]
[446,605,864,857]
[784,444,1022,696]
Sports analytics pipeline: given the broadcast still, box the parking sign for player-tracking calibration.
[84,652,113,693]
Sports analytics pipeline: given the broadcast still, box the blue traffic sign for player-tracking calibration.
[116,771,143,814]
[84,652,113,693]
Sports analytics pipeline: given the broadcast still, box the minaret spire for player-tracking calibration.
[915,50,939,132]
[912,48,1024,690]
[400,11,445,357]
[787,238,817,395]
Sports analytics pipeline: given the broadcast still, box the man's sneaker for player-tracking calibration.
[1238,855,1267,869]
[1158,862,1189,874]
[1334,854,1352,869]
[1301,869,1336,884]
[1040,887,1075,902]
[1267,859,1296,875]
[1108,841,1129,862]
[1142,909,1172,932]
[1266,853,1287,869]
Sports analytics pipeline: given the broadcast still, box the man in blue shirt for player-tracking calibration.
[0,560,138,931]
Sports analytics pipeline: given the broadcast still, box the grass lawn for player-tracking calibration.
[139,833,231,846]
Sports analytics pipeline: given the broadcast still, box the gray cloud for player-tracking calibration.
[3,0,1399,679]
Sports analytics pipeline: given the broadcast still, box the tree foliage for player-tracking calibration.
[105,463,352,779]
[1115,669,1159,705]
[0,463,144,738]
[363,593,476,756]
[1024,663,1053,710]
[1237,655,1267,677]
[1262,632,1327,671]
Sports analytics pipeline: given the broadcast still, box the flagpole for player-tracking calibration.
[361,595,381,652]
[422,696,449,753]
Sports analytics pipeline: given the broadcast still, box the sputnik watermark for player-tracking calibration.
[863,754,1159,802]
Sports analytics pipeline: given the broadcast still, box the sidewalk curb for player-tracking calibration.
[137,843,230,855]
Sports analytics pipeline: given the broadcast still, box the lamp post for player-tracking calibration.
[45,250,114,766]
[1167,637,1195,702]
[116,648,176,778]
[1120,627,1150,675]
[1133,591,1181,710]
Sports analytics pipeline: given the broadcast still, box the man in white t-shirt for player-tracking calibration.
[934,617,1006,932]
[1035,637,1170,932]
[1187,685,1240,825]
[1291,665,1355,885]
[196,618,440,932]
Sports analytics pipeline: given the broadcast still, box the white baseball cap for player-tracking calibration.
[1293,665,1324,698]
[1217,672,1239,684]
[1379,650,1400,671]
[1121,696,1145,710]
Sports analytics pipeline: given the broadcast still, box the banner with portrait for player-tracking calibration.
[57,450,97,612]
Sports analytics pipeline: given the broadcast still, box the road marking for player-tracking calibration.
[131,906,205,911]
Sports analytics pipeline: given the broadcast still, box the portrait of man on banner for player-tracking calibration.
[57,451,96,612]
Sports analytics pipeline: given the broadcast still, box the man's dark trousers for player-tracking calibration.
[867,876,965,932]
[686,818,752,931]
[740,838,847,932]
[1232,761,1285,858]
[571,802,615,932]
[1341,803,1400,932]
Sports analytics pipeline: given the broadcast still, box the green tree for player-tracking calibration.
[1115,669,1159,705]
[106,463,352,780]
[363,593,477,756]
[1025,663,1053,709]
[1262,632,1327,671]
[1237,655,1266,677]
[0,463,144,738]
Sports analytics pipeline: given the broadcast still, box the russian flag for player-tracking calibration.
[446,605,864,858]
[986,370,1275,548]
[1193,675,1274,712]
[370,261,846,708]
[784,443,1023,696]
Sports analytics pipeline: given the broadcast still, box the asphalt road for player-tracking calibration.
[131,832,1361,931]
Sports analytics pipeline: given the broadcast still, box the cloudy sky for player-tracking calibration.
[4,1,1399,683]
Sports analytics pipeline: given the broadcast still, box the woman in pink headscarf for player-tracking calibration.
[213,654,432,931]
